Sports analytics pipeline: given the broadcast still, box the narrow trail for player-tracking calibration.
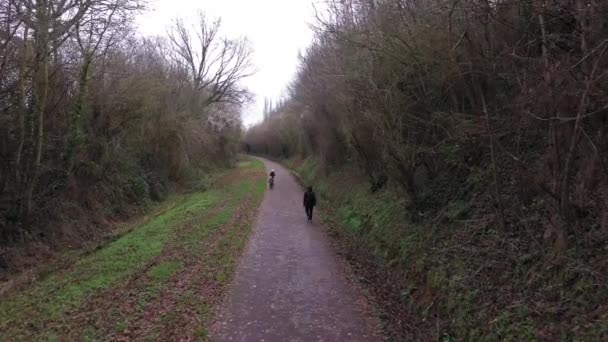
[212,158,379,342]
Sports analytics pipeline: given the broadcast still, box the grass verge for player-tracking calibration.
[0,158,266,341]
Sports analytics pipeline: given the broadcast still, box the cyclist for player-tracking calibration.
[269,169,276,189]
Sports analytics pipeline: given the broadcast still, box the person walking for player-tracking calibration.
[303,186,317,222]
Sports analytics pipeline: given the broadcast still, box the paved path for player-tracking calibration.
[212,158,378,342]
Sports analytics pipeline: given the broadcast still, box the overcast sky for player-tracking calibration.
[136,0,319,127]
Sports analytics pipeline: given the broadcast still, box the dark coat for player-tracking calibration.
[303,191,316,208]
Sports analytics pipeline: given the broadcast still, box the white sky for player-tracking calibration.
[136,0,319,127]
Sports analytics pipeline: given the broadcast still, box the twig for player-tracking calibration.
[570,39,608,70]
[451,31,467,52]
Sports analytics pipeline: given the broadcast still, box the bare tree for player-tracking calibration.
[167,12,253,111]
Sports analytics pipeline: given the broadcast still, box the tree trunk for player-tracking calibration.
[14,27,28,188]
[65,55,92,176]
[479,84,506,230]
[21,1,50,221]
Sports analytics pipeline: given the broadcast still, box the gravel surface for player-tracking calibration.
[212,158,380,342]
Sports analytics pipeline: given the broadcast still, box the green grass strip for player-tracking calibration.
[0,189,222,334]
[0,158,266,340]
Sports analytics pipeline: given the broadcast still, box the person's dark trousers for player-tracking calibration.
[305,205,314,220]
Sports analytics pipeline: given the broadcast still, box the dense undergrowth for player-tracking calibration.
[0,159,229,279]
[244,0,608,339]
[0,158,266,340]
[286,157,607,341]
[0,5,250,277]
